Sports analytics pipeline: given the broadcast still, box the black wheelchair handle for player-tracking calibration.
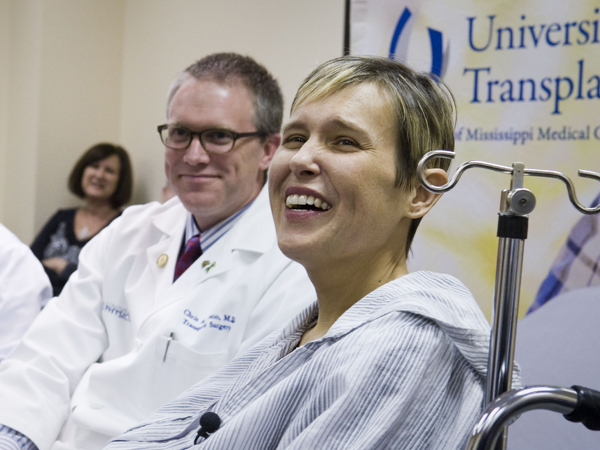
[467,385,600,450]
[564,385,600,431]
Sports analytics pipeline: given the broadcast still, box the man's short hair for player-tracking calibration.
[167,53,284,136]
[291,55,456,256]
[68,142,133,209]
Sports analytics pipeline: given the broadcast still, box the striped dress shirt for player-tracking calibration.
[183,201,252,254]
[107,271,501,450]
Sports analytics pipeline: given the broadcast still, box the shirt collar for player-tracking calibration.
[184,201,254,253]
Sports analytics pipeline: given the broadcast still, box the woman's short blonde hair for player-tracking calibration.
[291,56,456,256]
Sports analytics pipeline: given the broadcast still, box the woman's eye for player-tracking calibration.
[282,135,306,148]
[335,138,359,148]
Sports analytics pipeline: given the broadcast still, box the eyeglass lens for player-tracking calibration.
[162,126,235,153]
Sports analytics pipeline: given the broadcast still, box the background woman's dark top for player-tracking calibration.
[31,209,120,296]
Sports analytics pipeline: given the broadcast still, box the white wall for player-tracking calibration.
[119,0,346,203]
[0,0,345,243]
[34,0,125,232]
[1,0,125,241]
[3,0,44,240]
[0,0,8,219]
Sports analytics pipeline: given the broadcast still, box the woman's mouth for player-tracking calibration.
[286,194,331,211]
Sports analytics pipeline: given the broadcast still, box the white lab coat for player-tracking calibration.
[0,223,52,361]
[0,188,315,450]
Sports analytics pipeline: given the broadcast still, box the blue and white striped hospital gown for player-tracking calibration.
[106,271,501,450]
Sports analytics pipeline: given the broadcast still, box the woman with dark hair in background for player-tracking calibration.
[31,143,133,296]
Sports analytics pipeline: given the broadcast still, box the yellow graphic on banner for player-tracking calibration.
[351,0,600,318]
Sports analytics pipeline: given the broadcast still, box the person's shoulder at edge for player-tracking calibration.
[0,223,26,250]
[0,224,51,285]
[0,223,51,354]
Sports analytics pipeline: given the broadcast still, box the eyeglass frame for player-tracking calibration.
[157,124,267,154]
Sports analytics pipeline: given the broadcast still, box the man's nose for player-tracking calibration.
[184,136,211,165]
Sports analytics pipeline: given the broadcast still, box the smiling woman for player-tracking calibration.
[105,56,498,450]
[31,143,133,296]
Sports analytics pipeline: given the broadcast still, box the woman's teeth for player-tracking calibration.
[286,194,331,211]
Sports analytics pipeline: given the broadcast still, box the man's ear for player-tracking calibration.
[259,133,281,171]
[405,168,448,219]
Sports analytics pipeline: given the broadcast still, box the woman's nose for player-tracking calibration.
[90,167,103,177]
[289,140,320,178]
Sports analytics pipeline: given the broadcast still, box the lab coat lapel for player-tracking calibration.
[169,186,275,300]
[165,233,233,302]
[146,186,274,308]
[145,200,187,304]
[227,187,275,254]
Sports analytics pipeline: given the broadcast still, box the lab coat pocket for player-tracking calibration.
[145,334,230,414]
[69,334,230,439]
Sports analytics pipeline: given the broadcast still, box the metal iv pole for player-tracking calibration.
[417,150,600,450]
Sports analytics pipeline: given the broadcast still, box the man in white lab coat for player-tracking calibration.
[0,53,315,450]
[0,223,52,362]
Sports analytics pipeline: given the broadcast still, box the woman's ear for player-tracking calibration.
[405,168,448,219]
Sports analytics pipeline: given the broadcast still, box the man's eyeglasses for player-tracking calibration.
[157,124,265,154]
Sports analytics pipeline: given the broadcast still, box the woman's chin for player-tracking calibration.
[84,192,112,202]
[277,236,319,266]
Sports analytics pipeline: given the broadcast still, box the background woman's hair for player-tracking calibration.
[68,142,133,208]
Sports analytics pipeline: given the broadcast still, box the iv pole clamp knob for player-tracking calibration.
[506,189,536,216]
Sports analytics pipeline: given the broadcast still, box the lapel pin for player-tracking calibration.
[157,254,168,268]
[204,261,217,273]
[201,260,210,268]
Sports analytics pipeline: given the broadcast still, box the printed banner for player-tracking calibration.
[350,0,600,317]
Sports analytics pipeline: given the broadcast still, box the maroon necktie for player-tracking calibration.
[173,234,202,281]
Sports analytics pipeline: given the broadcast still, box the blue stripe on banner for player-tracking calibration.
[529,274,563,314]
[389,7,411,60]
[566,237,582,256]
[428,28,443,77]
